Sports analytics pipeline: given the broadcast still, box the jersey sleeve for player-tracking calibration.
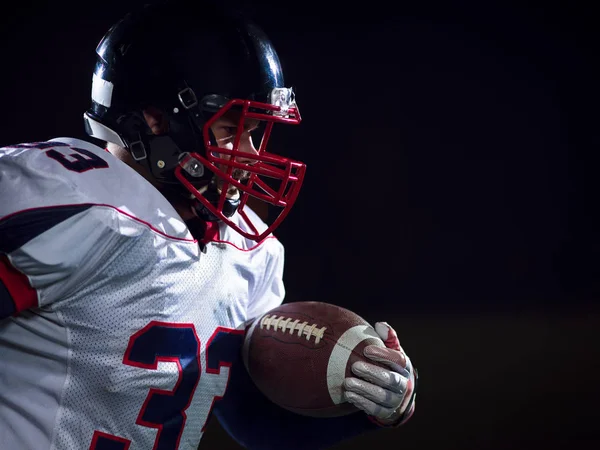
[1,138,191,320]
[0,203,127,319]
[0,253,37,317]
[0,140,136,319]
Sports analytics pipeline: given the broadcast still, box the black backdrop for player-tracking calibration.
[1,1,598,449]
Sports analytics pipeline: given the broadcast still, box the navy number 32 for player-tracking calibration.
[89,322,244,450]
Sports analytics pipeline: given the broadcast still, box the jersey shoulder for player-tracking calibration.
[0,137,190,240]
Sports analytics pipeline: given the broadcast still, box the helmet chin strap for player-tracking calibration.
[192,181,241,222]
[142,160,241,223]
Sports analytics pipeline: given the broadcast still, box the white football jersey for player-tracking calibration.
[0,138,285,450]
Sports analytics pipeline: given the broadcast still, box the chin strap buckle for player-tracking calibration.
[129,134,147,161]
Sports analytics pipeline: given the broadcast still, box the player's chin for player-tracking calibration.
[217,171,249,196]
[225,186,241,199]
[215,181,241,200]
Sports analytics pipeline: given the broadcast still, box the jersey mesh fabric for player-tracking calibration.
[51,222,281,449]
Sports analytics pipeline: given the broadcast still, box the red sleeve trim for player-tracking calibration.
[0,254,38,312]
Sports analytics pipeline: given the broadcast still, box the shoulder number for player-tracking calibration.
[12,141,108,173]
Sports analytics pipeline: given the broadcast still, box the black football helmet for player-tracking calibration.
[83,0,305,241]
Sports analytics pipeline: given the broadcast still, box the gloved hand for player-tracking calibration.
[343,322,417,426]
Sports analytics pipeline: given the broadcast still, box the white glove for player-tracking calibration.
[343,322,417,426]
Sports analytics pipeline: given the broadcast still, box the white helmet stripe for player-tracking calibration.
[92,73,114,108]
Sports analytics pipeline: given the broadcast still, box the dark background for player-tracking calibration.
[1,0,599,449]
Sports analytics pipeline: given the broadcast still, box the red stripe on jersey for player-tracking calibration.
[0,254,37,312]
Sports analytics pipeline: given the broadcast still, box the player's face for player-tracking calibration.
[143,107,259,197]
[209,110,260,194]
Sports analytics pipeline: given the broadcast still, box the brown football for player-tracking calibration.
[242,301,386,417]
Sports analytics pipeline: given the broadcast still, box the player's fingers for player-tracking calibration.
[344,390,397,420]
[351,360,407,394]
[344,377,404,409]
[374,322,401,351]
[363,345,410,378]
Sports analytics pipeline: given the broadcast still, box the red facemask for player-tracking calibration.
[174,95,305,242]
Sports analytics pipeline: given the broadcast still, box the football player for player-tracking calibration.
[0,1,417,448]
